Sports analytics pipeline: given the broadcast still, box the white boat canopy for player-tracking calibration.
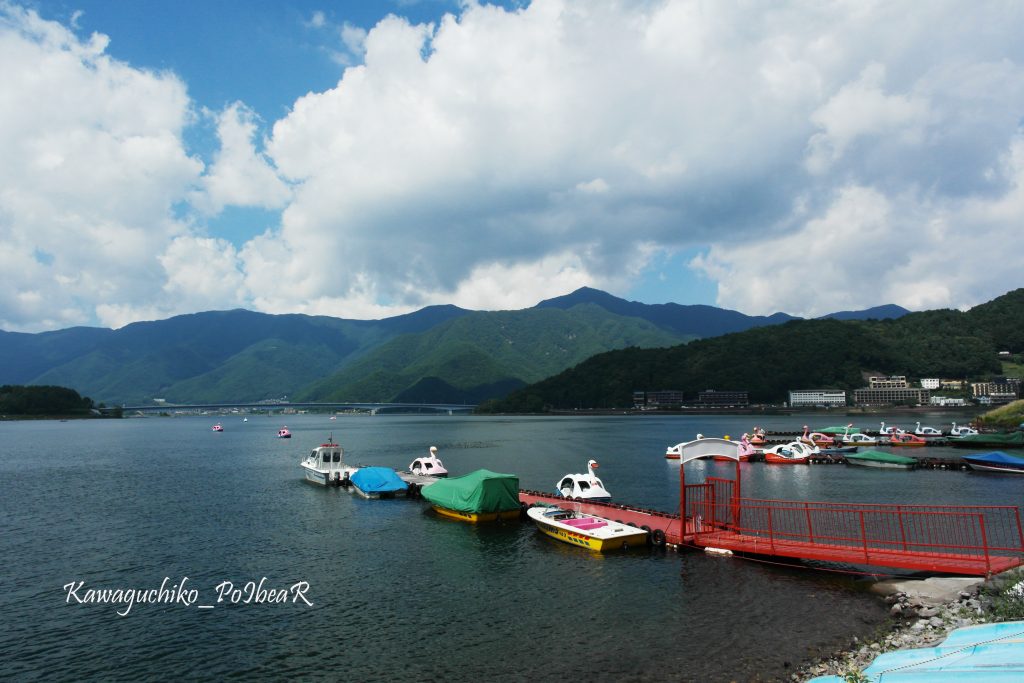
[668,437,742,464]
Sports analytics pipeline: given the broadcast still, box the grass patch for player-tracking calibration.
[1001,360,1024,378]
[977,399,1024,429]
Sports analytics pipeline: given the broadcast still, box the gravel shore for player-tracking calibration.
[794,568,1024,681]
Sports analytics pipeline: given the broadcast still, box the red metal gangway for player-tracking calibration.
[677,438,1024,576]
[685,477,1024,576]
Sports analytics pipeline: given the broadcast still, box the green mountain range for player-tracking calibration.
[481,289,1024,412]
[0,287,914,406]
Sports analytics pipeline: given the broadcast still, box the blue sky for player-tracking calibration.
[2,1,1023,331]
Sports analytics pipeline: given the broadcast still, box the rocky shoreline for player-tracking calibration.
[794,568,1024,681]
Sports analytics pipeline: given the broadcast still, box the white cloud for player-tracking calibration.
[0,3,202,331]
[805,63,931,174]
[193,102,291,215]
[3,0,1024,332]
[695,132,1024,316]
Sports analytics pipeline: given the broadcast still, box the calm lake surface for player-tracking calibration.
[2,412,1021,682]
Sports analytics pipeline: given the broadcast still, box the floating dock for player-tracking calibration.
[520,438,1024,577]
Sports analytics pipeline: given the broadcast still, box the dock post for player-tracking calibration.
[860,511,869,563]
[979,514,991,577]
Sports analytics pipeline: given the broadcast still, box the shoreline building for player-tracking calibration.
[853,386,930,406]
[695,389,749,407]
[788,389,847,408]
[632,390,685,410]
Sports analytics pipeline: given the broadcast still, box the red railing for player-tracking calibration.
[688,494,1024,572]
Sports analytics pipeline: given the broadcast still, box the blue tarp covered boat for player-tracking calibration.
[809,620,1024,682]
[963,451,1024,474]
[349,467,410,498]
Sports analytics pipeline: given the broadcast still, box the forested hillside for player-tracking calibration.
[480,290,1022,412]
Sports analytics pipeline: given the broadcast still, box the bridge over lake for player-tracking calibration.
[109,401,476,415]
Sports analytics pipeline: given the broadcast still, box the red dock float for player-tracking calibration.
[521,438,1024,577]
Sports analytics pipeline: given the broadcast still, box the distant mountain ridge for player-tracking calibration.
[482,288,1024,412]
[537,287,799,337]
[0,288,913,405]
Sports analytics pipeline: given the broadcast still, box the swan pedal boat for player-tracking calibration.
[556,459,611,500]
[763,441,815,464]
[409,446,448,477]
[527,505,648,551]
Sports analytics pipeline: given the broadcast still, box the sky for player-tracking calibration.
[2,0,1023,332]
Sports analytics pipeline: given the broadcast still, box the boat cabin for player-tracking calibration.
[300,441,353,485]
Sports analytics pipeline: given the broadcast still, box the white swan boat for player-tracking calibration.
[763,441,816,464]
[914,421,942,436]
[950,422,978,437]
[527,505,647,551]
[555,459,611,501]
[841,425,878,447]
[879,421,901,436]
[409,446,448,477]
[300,438,360,485]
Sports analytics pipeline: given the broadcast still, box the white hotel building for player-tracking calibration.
[788,390,848,408]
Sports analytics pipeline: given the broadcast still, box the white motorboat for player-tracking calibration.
[300,438,360,485]
[527,505,647,551]
[555,459,611,501]
[409,446,448,477]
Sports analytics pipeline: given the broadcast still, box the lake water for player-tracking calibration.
[1,412,1021,681]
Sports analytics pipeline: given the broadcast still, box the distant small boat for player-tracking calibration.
[277,427,291,438]
[527,505,648,551]
[555,460,611,500]
[349,467,409,498]
[243,417,248,422]
[329,415,337,421]
[962,451,1024,474]
[845,450,916,469]
[212,423,224,432]
[889,432,927,447]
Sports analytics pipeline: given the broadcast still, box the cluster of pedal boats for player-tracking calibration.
[299,437,644,549]
[664,423,1024,472]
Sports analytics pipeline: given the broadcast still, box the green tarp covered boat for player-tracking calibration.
[420,469,521,523]
[845,450,917,469]
[948,431,1024,448]
[818,424,859,435]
